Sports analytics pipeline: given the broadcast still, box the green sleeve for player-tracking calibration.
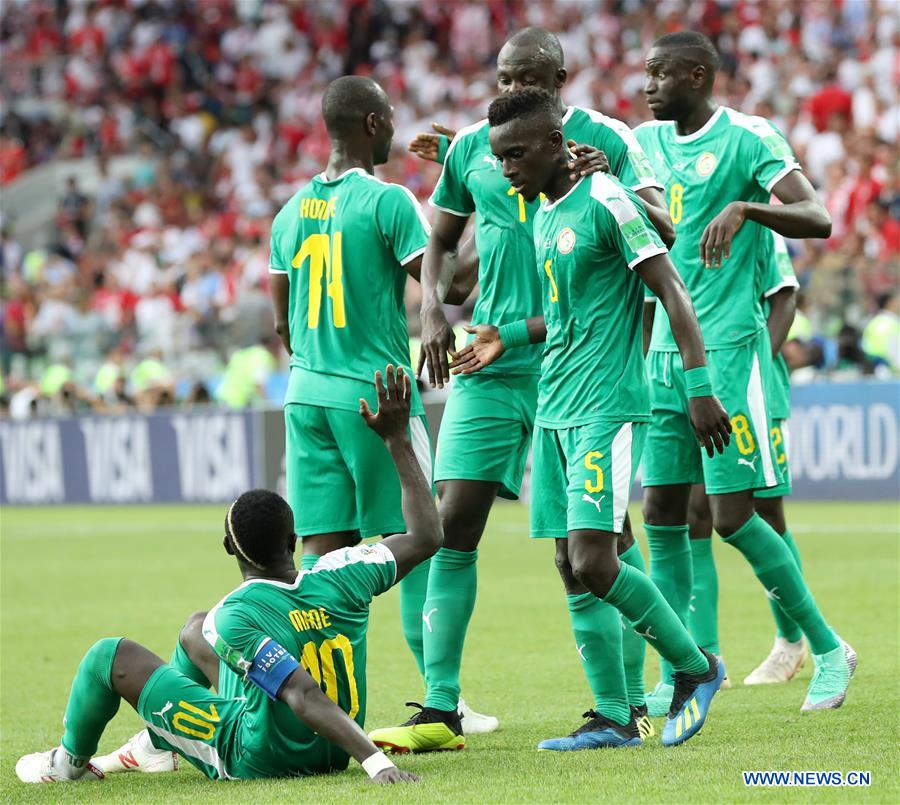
[742,119,801,193]
[430,135,475,216]
[598,120,661,191]
[375,185,431,266]
[310,543,398,608]
[591,178,667,270]
[203,601,268,676]
[269,204,294,273]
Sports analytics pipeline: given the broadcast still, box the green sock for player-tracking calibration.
[618,543,647,707]
[565,592,630,725]
[169,639,211,687]
[603,563,708,677]
[61,638,123,758]
[400,558,431,679]
[688,538,720,655]
[645,524,692,684]
[723,515,837,655]
[769,528,803,643]
[300,553,320,571]
[423,548,478,712]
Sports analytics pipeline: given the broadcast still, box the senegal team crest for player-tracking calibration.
[696,152,718,177]
[557,227,576,254]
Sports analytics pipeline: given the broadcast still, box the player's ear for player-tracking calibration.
[554,67,567,90]
[365,111,378,137]
[287,532,297,555]
[223,535,235,557]
[548,129,564,154]
[691,64,707,90]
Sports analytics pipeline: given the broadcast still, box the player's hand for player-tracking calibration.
[369,767,420,784]
[419,306,457,388]
[449,324,504,375]
[689,395,732,457]
[700,201,748,268]
[566,141,609,180]
[408,123,456,163]
[360,365,411,442]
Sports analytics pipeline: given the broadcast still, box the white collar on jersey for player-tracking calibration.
[673,106,725,143]
[561,105,575,124]
[316,167,368,182]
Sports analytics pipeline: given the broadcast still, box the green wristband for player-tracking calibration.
[498,320,530,349]
[684,366,713,398]
[436,135,450,165]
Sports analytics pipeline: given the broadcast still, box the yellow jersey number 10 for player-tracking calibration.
[292,233,346,329]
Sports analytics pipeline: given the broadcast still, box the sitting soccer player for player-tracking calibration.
[16,365,439,785]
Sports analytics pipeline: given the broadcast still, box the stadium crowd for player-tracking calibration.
[1,0,898,418]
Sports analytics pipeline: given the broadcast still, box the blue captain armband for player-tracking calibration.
[247,638,300,700]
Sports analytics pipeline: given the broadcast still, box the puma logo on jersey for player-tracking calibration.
[483,155,499,170]
[423,608,438,632]
[765,587,781,601]
[581,493,605,513]
[738,456,759,471]
[635,626,656,641]
[152,701,173,723]
[576,643,587,661]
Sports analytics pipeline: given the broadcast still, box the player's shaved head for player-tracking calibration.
[501,27,564,70]
[321,75,391,139]
[224,489,295,570]
[651,31,720,82]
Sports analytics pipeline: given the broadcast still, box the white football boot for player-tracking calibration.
[458,698,500,734]
[92,730,178,774]
[744,636,808,685]
[16,747,104,784]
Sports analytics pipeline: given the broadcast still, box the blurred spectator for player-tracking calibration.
[862,291,900,372]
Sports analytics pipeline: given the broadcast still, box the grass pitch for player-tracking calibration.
[1,501,898,803]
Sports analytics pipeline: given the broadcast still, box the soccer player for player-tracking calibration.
[634,31,855,714]
[448,87,731,749]
[369,27,671,754]
[268,76,476,706]
[16,366,435,785]
[685,232,810,685]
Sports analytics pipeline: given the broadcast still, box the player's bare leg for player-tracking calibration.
[709,491,854,710]
[686,486,730,689]
[642,483,693,714]
[743,495,808,685]
[559,530,722,747]
[17,639,164,783]
[369,480,498,753]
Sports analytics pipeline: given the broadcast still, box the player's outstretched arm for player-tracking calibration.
[278,666,418,784]
[449,316,547,375]
[360,365,442,580]
[766,286,797,358]
[638,254,731,456]
[700,171,831,268]
[270,273,292,356]
[419,211,469,388]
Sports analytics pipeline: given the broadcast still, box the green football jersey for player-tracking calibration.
[431,107,661,376]
[532,172,666,428]
[759,231,799,419]
[269,167,428,415]
[202,543,396,778]
[635,106,801,352]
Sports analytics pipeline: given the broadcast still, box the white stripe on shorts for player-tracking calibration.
[144,721,232,779]
[747,356,777,488]
[611,423,633,533]
[409,418,434,485]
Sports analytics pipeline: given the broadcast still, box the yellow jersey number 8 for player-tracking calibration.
[669,183,684,225]
[292,233,346,329]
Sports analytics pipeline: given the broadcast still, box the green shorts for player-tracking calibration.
[434,373,538,500]
[530,421,648,537]
[642,329,783,495]
[755,419,792,498]
[285,404,432,538]
[138,664,248,780]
